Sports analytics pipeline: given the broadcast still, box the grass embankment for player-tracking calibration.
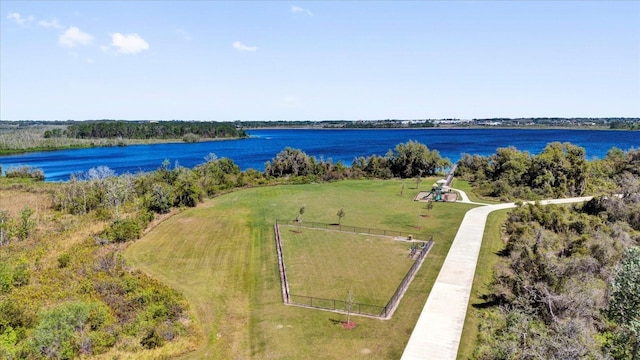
[457,210,510,360]
[279,226,416,306]
[125,179,478,359]
[451,179,502,204]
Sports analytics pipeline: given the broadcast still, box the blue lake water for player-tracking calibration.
[1,128,638,181]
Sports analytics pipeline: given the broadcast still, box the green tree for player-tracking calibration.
[608,246,640,360]
[264,147,314,178]
[146,183,174,214]
[388,140,449,178]
[173,167,203,207]
[296,204,306,232]
[336,208,345,226]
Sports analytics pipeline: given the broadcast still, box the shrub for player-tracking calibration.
[106,218,141,243]
[29,301,112,359]
[0,264,13,295]
[140,328,164,349]
[182,133,199,143]
[4,166,45,181]
[58,254,71,268]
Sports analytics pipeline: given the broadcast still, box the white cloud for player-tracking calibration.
[7,12,33,25]
[232,41,257,52]
[38,18,64,29]
[291,5,313,16]
[58,26,94,47]
[111,33,150,54]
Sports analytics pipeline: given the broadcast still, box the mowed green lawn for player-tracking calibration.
[125,179,478,359]
[279,226,416,306]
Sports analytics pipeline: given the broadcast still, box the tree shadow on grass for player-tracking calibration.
[471,294,502,309]
[495,248,510,257]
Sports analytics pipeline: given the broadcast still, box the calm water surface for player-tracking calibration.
[1,128,637,181]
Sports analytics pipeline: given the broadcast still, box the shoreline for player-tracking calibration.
[0,136,246,156]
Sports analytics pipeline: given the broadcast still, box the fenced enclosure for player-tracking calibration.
[274,220,434,319]
[277,219,432,240]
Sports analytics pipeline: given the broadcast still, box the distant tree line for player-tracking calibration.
[55,120,246,140]
[609,119,640,130]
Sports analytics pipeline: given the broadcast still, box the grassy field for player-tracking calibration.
[279,225,417,306]
[457,209,510,360]
[125,179,478,359]
[450,179,502,204]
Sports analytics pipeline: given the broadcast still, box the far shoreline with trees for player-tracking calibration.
[1,118,638,155]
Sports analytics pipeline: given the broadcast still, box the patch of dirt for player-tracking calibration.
[341,321,357,329]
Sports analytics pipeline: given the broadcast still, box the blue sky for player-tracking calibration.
[1,1,639,121]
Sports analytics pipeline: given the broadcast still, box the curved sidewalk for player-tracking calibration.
[401,196,592,360]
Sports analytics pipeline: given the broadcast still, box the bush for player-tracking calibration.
[140,328,164,349]
[182,133,199,143]
[4,166,45,181]
[29,301,113,359]
[106,218,141,243]
[0,264,13,295]
[57,254,71,269]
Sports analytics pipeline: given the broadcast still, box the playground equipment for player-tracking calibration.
[419,179,458,202]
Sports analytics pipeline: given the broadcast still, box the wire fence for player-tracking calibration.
[277,219,432,240]
[288,295,386,317]
[274,220,435,319]
[381,237,433,318]
[274,224,290,303]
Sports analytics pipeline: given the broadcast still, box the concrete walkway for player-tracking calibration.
[450,188,489,205]
[401,196,593,360]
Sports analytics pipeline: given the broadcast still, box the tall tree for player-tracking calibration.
[388,140,450,178]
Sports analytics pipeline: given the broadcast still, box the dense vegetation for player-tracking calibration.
[456,142,640,200]
[457,144,640,359]
[62,120,246,141]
